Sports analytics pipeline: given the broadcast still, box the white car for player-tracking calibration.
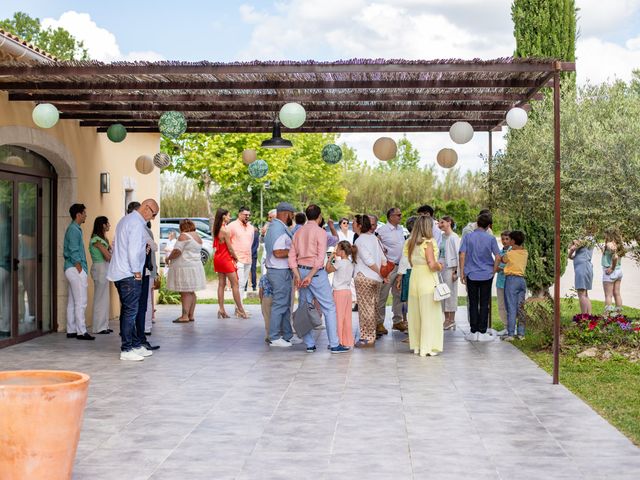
[159,224,213,265]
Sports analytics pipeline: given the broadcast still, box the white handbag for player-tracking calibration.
[434,272,452,301]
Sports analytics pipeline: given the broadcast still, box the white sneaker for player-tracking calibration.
[289,336,303,345]
[465,332,479,341]
[477,332,495,342]
[120,350,144,361]
[269,338,292,348]
[132,346,153,357]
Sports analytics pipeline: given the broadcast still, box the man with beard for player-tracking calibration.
[265,202,297,347]
[227,206,254,302]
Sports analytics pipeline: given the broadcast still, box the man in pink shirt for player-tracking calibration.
[289,204,349,354]
[227,206,254,301]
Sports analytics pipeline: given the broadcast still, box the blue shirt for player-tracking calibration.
[496,246,511,289]
[63,222,87,273]
[459,229,500,281]
[107,211,150,282]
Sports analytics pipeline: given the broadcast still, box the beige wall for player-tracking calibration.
[0,92,161,331]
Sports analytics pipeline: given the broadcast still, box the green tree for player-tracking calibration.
[0,11,89,60]
[162,132,349,224]
[381,135,421,170]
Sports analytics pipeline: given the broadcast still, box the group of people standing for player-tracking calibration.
[62,200,160,361]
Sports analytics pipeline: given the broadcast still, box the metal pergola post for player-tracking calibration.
[552,62,562,385]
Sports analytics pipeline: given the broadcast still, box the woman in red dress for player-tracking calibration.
[213,208,248,318]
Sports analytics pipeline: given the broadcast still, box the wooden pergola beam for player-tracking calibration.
[9,92,543,103]
[82,119,497,128]
[52,102,513,113]
[0,61,575,76]
[95,126,499,133]
[0,78,543,91]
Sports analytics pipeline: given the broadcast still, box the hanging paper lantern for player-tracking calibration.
[135,155,154,175]
[158,111,187,138]
[107,123,127,143]
[449,121,474,144]
[373,137,397,161]
[279,102,306,129]
[153,152,171,169]
[242,149,257,165]
[248,159,268,178]
[436,148,458,169]
[322,144,342,164]
[32,103,59,129]
[506,107,528,129]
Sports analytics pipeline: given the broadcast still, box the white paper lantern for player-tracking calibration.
[449,121,474,144]
[135,155,154,175]
[32,103,59,129]
[373,137,397,161]
[436,148,458,168]
[242,149,257,165]
[506,107,528,129]
[279,103,306,129]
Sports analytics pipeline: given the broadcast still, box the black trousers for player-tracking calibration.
[466,277,493,333]
[250,255,258,290]
[135,274,150,343]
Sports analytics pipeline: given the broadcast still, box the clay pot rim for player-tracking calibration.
[0,370,90,390]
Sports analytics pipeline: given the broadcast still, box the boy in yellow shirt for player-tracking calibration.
[501,231,528,340]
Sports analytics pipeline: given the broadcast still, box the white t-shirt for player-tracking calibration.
[354,233,385,282]
[266,233,291,269]
[332,257,354,290]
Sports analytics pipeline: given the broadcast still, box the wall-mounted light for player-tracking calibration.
[100,172,110,194]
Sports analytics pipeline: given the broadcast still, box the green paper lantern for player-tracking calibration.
[248,159,268,178]
[158,111,187,138]
[32,103,59,129]
[322,144,342,164]
[107,123,127,143]
[279,102,306,129]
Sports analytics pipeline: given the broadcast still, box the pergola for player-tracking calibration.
[0,57,575,382]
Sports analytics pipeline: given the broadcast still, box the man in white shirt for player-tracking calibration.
[107,198,158,361]
[376,207,407,335]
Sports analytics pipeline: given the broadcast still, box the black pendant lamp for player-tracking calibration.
[261,119,292,149]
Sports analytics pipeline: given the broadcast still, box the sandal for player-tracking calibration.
[355,340,375,348]
[172,318,190,323]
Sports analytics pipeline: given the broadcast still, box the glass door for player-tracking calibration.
[0,179,12,340]
[0,173,44,345]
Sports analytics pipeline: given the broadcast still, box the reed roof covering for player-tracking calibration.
[0,58,575,134]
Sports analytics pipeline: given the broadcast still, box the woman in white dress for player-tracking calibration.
[166,219,206,323]
[337,217,355,243]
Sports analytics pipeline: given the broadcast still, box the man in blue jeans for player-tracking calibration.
[264,202,297,347]
[289,204,349,354]
[107,198,159,361]
[459,212,501,342]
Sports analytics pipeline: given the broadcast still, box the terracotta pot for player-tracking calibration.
[0,370,90,480]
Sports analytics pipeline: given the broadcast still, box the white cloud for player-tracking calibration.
[577,37,640,84]
[577,0,640,37]
[41,11,164,61]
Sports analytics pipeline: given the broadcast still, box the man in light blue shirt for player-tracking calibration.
[63,203,94,340]
[459,212,501,341]
[107,198,158,361]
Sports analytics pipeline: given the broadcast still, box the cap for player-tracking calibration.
[276,202,295,213]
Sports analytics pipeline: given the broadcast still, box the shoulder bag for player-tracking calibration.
[293,301,323,338]
[376,237,396,278]
[433,271,452,302]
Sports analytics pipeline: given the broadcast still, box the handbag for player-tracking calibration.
[292,301,323,338]
[153,276,161,290]
[376,238,396,279]
[400,269,412,302]
[433,272,452,302]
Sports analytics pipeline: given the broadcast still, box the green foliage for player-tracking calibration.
[162,132,349,222]
[512,0,577,83]
[157,275,180,305]
[379,135,421,171]
[160,174,208,218]
[0,11,89,60]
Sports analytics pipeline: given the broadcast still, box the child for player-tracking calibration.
[258,274,273,342]
[496,230,511,332]
[326,241,356,347]
[602,227,624,312]
[501,230,528,340]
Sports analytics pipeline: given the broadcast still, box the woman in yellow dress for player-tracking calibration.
[405,215,444,356]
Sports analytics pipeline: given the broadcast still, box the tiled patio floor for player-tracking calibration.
[1,305,639,479]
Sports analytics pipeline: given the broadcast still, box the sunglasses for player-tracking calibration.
[147,205,158,218]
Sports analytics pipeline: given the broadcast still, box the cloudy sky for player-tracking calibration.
[4,0,640,171]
